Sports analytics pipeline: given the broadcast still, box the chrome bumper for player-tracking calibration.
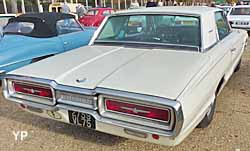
[5,100,183,146]
[231,25,250,31]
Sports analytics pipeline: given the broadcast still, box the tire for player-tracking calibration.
[197,98,216,128]
[234,59,241,73]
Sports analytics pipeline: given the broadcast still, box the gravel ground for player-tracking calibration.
[0,44,250,151]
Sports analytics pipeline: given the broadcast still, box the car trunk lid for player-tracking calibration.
[10,46,208,100]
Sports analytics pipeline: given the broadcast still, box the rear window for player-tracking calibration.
[4,22,34,34]
[230,7,250,15]
[96,15,201,49]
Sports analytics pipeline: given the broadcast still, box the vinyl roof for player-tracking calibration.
[7,12,75,38]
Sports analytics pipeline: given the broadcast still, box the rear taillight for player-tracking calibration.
[13,81,53,99]
[105,99,170,122]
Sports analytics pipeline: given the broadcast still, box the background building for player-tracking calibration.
[0,0,215,14]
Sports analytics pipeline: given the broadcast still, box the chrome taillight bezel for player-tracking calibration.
[56,90,98,109]
[104,98,171,123]
[98,94,176,131]
[6,79,56,106]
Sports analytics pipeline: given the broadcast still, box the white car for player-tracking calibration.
[0,14,16,27]
[2,7,248,146]
[227,5,250,31]
[216,5,231,15]
[0,14,16,39]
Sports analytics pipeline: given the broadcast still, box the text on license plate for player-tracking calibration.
[68,110,95,129]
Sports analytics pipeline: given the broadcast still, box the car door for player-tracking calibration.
[56,18,91,51]
[214,11,240,79]
[216,12,244,69]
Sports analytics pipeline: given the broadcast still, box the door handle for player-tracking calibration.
[63,41,69,45]
[230,48,236,52]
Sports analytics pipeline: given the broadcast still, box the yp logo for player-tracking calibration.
[12,131,28,141]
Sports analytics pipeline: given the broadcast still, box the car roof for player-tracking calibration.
[115,6,221,16]
[216,5,231,8]
[90,7,113,10]
[7,12,75,38]
[0,14,16,17]
[16,12,74,21]
[9,12,74,28]
[232,5,250,8]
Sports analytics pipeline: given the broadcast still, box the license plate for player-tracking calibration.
[68,110,95,129]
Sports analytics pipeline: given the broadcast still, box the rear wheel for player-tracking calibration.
[197,98,216,128]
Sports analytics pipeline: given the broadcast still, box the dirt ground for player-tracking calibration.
[0,44,250,151]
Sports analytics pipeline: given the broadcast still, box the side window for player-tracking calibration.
[98,21,115,39]
[103,10,111,16]
[126,16,146,36]
[215,11,230,40]
[56,18,83,35]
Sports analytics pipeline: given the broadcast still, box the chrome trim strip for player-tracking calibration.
[111,12,201,17]
[54,84,96,96]
[96,87,179,107]
[95,40,200,51]
[5,74,96,95]
[0,58,32,68]
[56,90,98,110]
[4,75,53,86]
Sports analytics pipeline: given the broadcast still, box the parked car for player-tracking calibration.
[227,5,250,31]
[48,2,80,19]
[0,14,16,27]
[0,14,16,40]
[2,7,247,146]
[0,12,95,79]
[79,7,114,27]
[216,5,231,15]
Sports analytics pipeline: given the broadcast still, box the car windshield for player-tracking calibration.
[230,7,250,15]
[87,10,99,15]
[95,15,201,50]
[0,16,13,27]
[4,22,34,34]
[56,18,83,35]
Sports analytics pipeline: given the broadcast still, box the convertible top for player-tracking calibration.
[7,12,75,38]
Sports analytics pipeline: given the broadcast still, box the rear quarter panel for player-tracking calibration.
[176,30,247,141]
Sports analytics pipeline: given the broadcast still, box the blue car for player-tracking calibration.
[0,12,95,78]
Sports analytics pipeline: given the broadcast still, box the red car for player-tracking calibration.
[79,7,114,27]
